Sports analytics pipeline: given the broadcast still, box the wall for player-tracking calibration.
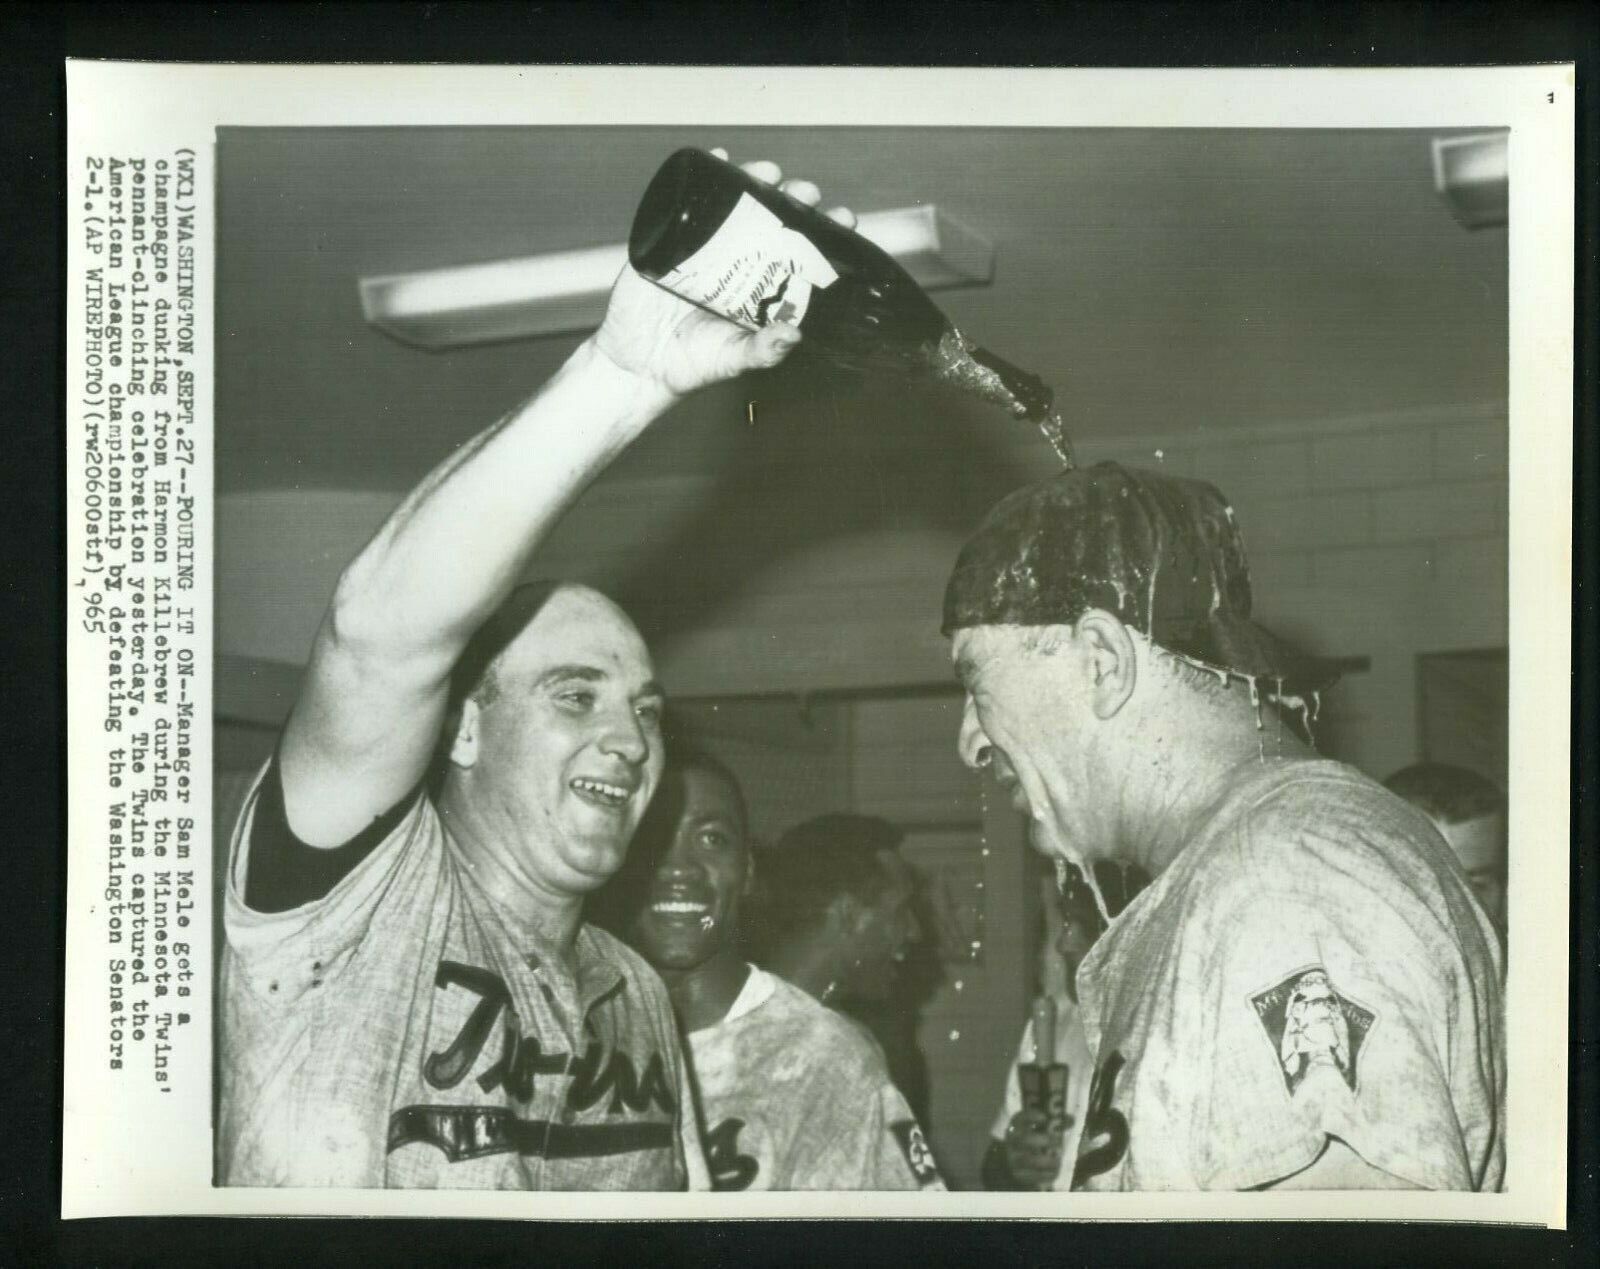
[217,400,1508,780]
[1064,401,1509,780]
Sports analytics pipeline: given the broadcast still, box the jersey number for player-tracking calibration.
[1071,1050,1129,1188]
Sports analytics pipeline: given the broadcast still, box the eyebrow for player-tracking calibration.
[533,664,665,701]
[534,664,607,688]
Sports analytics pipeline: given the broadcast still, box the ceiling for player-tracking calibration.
[216,125,1507,498]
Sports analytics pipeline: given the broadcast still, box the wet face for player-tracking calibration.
[457,586,665,899]
[841,852,923,1004]
[630,766,751,973]
[952,624,1104,866]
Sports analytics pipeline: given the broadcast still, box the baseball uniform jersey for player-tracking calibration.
[989,990,1094,1190]
[219,763,707,1190]
[1072,757,1505,1191]
[686,966,944,1191]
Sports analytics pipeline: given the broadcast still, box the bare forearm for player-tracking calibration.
[330,339,676,661]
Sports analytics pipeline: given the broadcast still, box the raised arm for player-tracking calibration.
[277,159,830,849]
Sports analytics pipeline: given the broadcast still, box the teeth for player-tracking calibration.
[652,900,709,915]
[571,777,629,805]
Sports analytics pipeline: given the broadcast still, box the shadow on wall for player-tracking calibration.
[604,356,1049,650]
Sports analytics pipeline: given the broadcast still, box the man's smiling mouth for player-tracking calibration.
[996,771,1031,814]
[649,898,712,917]
[570,777,633,809]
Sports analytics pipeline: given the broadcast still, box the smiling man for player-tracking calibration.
[217,157,841,1190]
[944,462,1506,1192]
[602,759,943,1191]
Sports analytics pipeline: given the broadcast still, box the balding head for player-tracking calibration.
[452,581,649,711]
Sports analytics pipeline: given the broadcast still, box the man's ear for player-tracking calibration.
[1075,609,1138,720]
[448,698,482,770]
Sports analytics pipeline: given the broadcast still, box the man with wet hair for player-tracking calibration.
[944,461,1506,1191]
[218,156,845,1189]
[600,761,943,1190]
[1385,763,1507,949]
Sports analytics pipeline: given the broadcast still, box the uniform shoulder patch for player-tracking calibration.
[889,1119,942,1188]
[1249,966,1376,1095]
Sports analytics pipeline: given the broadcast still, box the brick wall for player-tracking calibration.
[1069,401,1508,780]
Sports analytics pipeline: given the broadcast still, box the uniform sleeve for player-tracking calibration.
[867,1078,946,1191]
[1188,875,1489,1191]
[989,1022,1030,1140]
[222,759,437,1004]
[777,1030,945,1190]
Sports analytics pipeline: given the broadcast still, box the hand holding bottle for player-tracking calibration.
[1007,995,1071,1189]
[1003,1105,1068,1189]
[593,150,856,398]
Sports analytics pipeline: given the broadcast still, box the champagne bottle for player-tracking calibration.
[1016,993,1070,1190]
[628,147,1073,466]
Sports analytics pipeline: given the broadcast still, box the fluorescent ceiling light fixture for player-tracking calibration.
[360,205,995,350]
[1431,131,1508,230]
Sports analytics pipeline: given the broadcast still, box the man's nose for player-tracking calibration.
[655,834,698,880]
[957,700,994,773]
[600,706,650,766]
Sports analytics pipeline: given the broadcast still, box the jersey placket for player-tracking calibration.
[514,951,582,1184]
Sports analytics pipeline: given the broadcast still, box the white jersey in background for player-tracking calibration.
[685,967,944,1191]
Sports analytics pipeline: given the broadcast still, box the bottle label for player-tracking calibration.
[657,193,839,330]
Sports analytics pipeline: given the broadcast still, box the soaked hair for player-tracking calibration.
[1016,620,1227,704]
[1154,646,1228,697]
[1384,763,1505,826]
[743,815,903,962]
[1018,625,1071,657]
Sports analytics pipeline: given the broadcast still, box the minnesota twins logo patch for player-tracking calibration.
[1250,966,1376,1095]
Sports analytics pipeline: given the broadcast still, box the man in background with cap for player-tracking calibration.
[944,462,1505,1191]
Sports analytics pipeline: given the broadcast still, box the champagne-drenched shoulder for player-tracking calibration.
[762,976,893,1074]
[1220,758,1450,874]
[1170,757,1474,949]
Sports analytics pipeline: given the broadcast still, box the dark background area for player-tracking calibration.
[4,1,1596,1264]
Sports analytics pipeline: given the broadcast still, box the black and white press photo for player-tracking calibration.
[63,65,1574,1222]
[210,122,1508,1193]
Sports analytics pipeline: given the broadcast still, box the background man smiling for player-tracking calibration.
[600,753,944,1191]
